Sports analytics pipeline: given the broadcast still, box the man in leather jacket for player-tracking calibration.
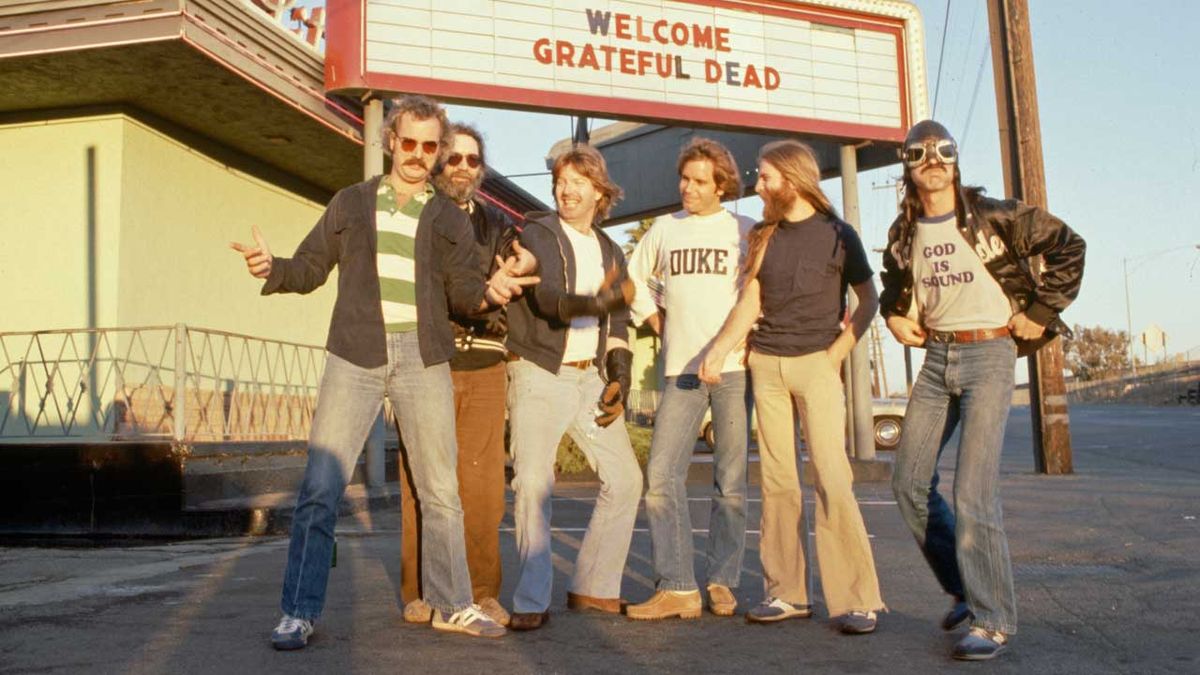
[399,122,529,628]
[880,120,1085,661]
[503,144,640,631]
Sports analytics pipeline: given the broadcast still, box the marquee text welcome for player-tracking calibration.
[532,9,782,90]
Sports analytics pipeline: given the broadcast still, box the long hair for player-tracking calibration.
[897,164,986,261]
[742,140,838,280]
[676,137,742,200]
[551,144,624,223]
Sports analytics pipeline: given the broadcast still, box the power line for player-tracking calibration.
[960,40,990,154]
[949,0,983,131]
[931,0,952,117]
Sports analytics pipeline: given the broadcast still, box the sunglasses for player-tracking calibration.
[446,152,482,169]
[394,135,440,155]
[901,139,958,168]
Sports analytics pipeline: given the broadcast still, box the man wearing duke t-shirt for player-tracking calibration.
[625,138,755,621]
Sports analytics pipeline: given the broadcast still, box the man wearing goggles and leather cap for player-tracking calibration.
[880,120,1086,661]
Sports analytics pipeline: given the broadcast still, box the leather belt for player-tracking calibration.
[926,326,1011,344]
[561,359,594,370]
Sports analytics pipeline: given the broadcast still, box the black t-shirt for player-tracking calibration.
[750,213,873,356]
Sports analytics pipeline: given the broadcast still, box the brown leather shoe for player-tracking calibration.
[706,584,737,617]
[566,592,626,614]
[626,590,702,620]
[509,611,549,631]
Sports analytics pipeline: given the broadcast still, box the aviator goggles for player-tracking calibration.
[901,139,958,169]
[446,152,482,169]
[394,135,441,155]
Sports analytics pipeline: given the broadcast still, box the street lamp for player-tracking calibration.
[1122,244,1200,376]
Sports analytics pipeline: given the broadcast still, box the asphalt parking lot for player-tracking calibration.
[1,405,1198,674]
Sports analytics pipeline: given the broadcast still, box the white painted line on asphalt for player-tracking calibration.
[538,497,898,506]
[500,527,875,538]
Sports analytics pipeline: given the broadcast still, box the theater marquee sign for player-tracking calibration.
[325,0,928,141]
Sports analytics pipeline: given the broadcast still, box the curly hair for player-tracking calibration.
[382,95,452,155]
[551,144,624,223]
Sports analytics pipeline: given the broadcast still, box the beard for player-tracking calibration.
[760,184,798,224]
[433,168,484,204]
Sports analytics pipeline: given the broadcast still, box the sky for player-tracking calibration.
[296,0,1200,394]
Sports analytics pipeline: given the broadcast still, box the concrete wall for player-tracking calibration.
[0,113,336,345]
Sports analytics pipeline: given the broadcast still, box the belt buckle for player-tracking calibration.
[929,331,954,344]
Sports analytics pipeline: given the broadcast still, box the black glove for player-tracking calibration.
[595,348,633,428]
[558,275,634,320]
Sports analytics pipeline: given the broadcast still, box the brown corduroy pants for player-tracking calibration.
[400,361,507,602]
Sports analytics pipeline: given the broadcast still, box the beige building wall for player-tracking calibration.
[0,113,336,346]
[0,113,342,437]
[0,116,125,332]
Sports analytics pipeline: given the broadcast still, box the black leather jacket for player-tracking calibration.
[449,199,518,370]
[879,187,1085,351]
[505,211,631,374]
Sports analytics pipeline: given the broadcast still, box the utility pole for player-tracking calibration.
[871,178,909,396]
[988,0,1073,474]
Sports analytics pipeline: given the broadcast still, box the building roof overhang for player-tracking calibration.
[0,0,364,196]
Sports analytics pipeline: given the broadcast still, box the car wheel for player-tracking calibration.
[873,415,903,451]
[702,422,716,451]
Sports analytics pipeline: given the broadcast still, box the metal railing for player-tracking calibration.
[0,325,331,443]
[625,388,660,425]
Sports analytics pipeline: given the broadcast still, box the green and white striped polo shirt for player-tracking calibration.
[376,180,431,333]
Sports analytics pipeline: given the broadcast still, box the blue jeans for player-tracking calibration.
[891,337,1019,634]
[644,372,750,591]
[507,360,643,613]
[280,332,472,620]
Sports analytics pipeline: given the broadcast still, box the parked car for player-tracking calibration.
[698,397,908,452]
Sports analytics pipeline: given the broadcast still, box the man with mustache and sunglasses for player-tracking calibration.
[399,122,533,629]
[880,120,1085,661]
[232,95,537,649]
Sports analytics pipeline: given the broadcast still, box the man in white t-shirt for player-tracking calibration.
[504,144,641,631]
[880,120,1085,661]
[625,138,756,621]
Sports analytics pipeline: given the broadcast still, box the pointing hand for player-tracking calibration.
[229,226,273,279]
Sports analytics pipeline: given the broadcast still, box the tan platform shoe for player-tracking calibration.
[626,590,703,621]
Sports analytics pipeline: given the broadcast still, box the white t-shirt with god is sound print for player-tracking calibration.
[911,212,1013,331]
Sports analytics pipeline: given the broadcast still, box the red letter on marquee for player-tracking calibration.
[704,59,722,83]
[556,40,576,67]
[765,67,781,90]
[743,63,762,88]
[715,27,731,52]
[533,38,552,64]
[614,13,631,39]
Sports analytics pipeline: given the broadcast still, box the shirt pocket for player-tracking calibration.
[792,259,840,294]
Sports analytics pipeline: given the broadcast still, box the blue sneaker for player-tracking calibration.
[745,597,813,624]
[953,627,1009,661]
[271,614,314,650]
[838,610,878,634]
